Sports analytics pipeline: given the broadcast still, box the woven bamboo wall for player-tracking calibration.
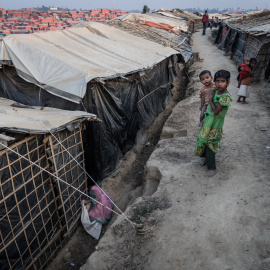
[0,125,87,270]
[45,127,87,234]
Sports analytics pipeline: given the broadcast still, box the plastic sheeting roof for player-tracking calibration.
[0,98,97,134]
[0,22,179,103]
[225,10,270,33]
[183,11,202,20]
[156,9,202,21]
[115,12,189,32]
[157,11,187,20]
[246,24,270,33]
[107,19,192,63]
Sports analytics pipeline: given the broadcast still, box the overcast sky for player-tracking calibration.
[0,0,268,11]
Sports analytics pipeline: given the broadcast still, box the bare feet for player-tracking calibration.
[242,101,248,104]
[237,97,241,102]
[199,158,207,166]
[206,169,217,177]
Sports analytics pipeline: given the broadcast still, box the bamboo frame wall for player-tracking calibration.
[0,125,87,270]
[251,43,270,82]
[45,126,87,234]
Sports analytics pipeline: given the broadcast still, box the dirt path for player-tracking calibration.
[81,30,270,270]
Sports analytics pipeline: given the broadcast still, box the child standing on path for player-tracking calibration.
[237,57,250,89]
[198,70,216,126]
[237,58,257,104]
[195,70,232,177]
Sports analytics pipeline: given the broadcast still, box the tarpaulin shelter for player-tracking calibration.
[112,12,189,32]
[215,10,270,83]
[156,9,202,33]
[0,22,188,179]
[107,12,193,63]
[0,98,97,270]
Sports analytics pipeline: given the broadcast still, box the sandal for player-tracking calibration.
[206,170,217,177]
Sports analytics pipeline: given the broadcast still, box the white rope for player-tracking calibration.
[0,141,136,229]
[39,122,136,228]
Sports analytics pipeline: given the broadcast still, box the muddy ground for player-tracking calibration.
[79,30,270,270]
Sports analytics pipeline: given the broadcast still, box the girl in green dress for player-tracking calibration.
[195,70,232,177]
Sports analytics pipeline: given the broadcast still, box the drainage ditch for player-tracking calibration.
[46,64,191,270]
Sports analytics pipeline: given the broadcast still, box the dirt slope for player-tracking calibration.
[81,30,270,270]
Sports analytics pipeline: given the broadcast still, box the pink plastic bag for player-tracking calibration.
[88,185,114,224]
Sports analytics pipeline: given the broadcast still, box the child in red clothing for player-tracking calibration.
[237,58,250,89]
[237,58,257,104]
[198,70,216,126]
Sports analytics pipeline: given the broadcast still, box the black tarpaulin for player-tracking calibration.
[0,136,61,270]
[0,54,184,179]
[0,125,87,270]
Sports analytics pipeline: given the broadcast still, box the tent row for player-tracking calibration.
[155,9,202,33]
[215,9,270,84]
[0,10,195,270]
[0,14,194,180]
[107,12,193,63]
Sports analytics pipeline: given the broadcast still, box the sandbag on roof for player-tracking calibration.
[0,97,97,134]
[1,22,179,103]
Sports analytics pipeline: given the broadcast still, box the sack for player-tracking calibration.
[81,200,102,240]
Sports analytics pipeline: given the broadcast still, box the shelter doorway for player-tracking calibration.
[253,42,270,82]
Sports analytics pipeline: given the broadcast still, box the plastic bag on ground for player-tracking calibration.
[81,200,102,240]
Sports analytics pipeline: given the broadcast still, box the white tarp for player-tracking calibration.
[1,22,179,103]
[157,11,185,20]
[0,97,97,134]
[0,40,11,62]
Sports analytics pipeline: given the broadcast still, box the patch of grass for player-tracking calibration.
[131,197,171,222]
[138,205,154,216]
